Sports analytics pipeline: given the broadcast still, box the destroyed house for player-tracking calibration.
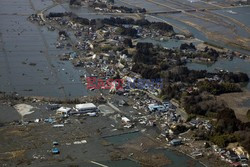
[148,104,166,112]
[170,139,182,146]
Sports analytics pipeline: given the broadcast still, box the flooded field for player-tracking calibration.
[161,12,250,53]
[150,148,204,167]
[1,0,250,99]
[0,104,21,123]
[213,6,250,27]
[104,131,141,145]
[136,0,250,55]
[153,12,250,55]
[0,0,90,98]
[0,0,249,166]
[103,130,205,167]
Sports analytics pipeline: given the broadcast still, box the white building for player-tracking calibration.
[56,107,71,115]
[75,103,97,112]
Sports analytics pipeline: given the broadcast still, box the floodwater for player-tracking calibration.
[152,13,250,55]
[101,160,140,167]
[212,6,250,39]
[213,6,250,27]
[0,0,231,166]
[0,104,21,123]
[0,0,89,99]
[147,148,204,167]
[186,57,250,90]
[104,131,204,166]
[104,131,141,145]
[163,149,204,167]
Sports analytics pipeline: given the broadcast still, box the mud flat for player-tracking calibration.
[0,104,21,123]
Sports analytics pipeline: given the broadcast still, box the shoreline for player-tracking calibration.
[166,146,208,167]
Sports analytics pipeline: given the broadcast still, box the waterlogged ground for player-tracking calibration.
[1,0,250,99]
[0,0,89,98]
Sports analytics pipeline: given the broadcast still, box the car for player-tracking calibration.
[89,88,95,91]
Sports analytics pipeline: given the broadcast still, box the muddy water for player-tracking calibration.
[153,10,250,55]
[213,6,250,27]
[101,160,140,167]
[105,131,204,166]
[0,104,21,123]
[104,131,141,145]
[0,0,89,99]
[163,149,204,167]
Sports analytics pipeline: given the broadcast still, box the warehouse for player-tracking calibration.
[75,103,97,113]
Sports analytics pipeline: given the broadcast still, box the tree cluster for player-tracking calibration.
[197,80,242,95]
[203,47,219,59]
[132,63,161,79]
[221,72,249,83]
[101,17,173,32]
[110,6,146,13]
[180,43,196,51]
[89,2,107,8]
[115,27,138,37]
[182,94,224,115]
[216,107,241,133]
[161,84,181,100]
[70,0,81,6]
[164,67,208,83]
[47,12,71,18]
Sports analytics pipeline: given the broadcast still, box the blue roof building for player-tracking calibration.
[52,148,60,154]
